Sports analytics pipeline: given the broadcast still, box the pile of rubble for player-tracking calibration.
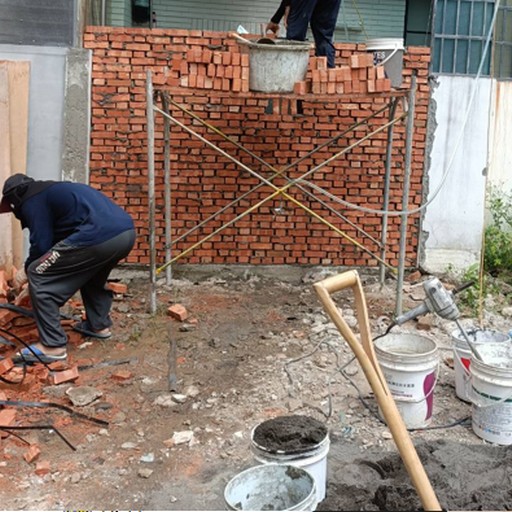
[0,272,131,471]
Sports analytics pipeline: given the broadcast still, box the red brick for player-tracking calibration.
[50,366,79,385]
[167,304,188,322]
[24,444,41,463]
[0,408,16,426]
[111,370,133,381]
[35,461,51,476]
[0,358,14,376]
[107,282,128,294]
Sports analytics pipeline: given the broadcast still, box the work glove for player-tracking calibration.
[14,284,30,307]
[266,21,280,34]
[12,267,28,289]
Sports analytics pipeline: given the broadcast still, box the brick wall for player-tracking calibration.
[84,27,430,268]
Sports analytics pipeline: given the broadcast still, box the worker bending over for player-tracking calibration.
[0,174,135,364]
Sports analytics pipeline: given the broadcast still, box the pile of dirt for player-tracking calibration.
[1,267,511,511]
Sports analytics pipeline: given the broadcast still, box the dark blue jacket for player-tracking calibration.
[18,182,134,267]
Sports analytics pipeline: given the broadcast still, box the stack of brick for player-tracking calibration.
[295,54,391,95]
[176,47,250,92]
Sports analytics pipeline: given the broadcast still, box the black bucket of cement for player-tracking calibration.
[250,415,330,502]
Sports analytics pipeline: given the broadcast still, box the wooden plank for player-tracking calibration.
[8,61,30,270]
[0,61,30,273]
[0,62,14,273]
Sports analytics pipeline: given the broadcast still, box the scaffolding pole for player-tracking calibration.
[379,98,399,287]
[396,73,417,317]
[147,70,157,314]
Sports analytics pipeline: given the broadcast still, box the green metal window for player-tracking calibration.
[432,0,512,78]
[494,0,512,78]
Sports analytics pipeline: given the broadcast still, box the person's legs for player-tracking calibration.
[286,0,317,42]
[310,0,342,67]
[79,229,135,332]
[26,229,135,353]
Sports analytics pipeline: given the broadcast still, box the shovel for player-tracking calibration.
[313,270,442,511]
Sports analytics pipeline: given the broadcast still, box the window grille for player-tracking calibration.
[432,0,512,79]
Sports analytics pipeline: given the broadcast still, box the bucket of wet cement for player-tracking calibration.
[250,415,329,502]
[375,333,439,429]
[470,342,512,445]
[452,327,511,402]
[224,463,317,511]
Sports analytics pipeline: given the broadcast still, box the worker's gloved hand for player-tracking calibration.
[266,21,280,34]
[12,267,28,289]
[14,284,30,307]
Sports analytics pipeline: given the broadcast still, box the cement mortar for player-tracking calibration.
[252,415,328,452]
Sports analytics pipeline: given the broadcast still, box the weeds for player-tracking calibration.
[456,186,512,315]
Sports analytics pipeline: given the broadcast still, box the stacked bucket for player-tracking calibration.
[452,327,512,445]
[224,415,329,511]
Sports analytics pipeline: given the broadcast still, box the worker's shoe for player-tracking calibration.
[12,344,67,365]
[72,320,112,339]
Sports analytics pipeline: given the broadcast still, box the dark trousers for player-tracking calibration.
[27,229,136,348]
[287,0,342,68]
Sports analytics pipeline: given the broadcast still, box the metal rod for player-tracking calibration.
[146,70,157,315]
[161,92,172,285]
[166,98,389,250]
[155,107,405,273]
[455,319,483,361]
[165,99,391,247]
[395,73,417,317]
[380,98,398,286]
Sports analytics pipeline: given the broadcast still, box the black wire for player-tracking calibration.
[0,424,77,451]
[0,400,109,427]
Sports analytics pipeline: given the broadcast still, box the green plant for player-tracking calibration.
[484,187,512,281]
[457,263,482,315]
[457,187,512,314]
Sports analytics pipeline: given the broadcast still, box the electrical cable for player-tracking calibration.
[0,400,109,427]
[0,424,77,451]
[295,1,502,220]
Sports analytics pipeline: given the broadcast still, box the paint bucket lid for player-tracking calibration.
[251,415,328,455]
[365,38,404,51]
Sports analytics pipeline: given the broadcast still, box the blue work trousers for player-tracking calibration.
[287,0,342,68]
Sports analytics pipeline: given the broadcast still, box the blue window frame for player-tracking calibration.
[432,0,512,79]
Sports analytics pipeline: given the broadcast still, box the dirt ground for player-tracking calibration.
[1,266,512,511]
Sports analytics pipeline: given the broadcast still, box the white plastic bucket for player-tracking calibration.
[250,415,329,502]
[451,327,511,402]
[470,343,512,445]
[375,333,439,429]
[247,40,312,93]
[224,463,317,511]
[366,38,404,88]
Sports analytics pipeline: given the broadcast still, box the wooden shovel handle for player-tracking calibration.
[314,271,442,511]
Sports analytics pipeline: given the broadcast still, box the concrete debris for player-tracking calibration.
[153,394,179,408]
[170,431,194,445]
[66,386,103,407]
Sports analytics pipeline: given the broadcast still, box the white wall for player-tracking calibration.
[488,81,512,192]
[422,76,493,274]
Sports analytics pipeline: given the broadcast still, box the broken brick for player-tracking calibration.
[107,282,128,294]
[24,444,41,463]
[167,304,188,322]
[0,408,16,427]
[111,370,133,381]
[0,358,14,376]
[50,365,79,385]
[34,460,50,476]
